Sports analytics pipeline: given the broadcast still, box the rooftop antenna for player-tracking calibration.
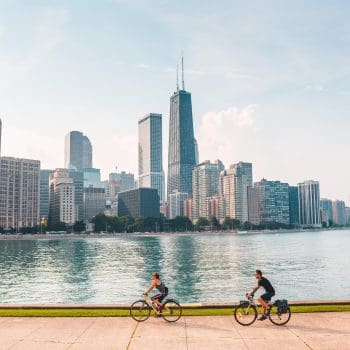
[181,51,185,90]
[176,62,179,91]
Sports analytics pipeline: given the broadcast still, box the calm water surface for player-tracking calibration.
[0,230,349,303]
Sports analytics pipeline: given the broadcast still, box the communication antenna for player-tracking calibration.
[176,62,179,91]
[181,52,185,90]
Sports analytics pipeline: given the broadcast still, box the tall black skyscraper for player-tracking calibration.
[167,57,196,199]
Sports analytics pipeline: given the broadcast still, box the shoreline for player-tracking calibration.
[0,227,348,241]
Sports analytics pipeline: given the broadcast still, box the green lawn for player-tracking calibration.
[0,304,349,317]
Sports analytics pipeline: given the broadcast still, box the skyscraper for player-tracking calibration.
[118,188,160,217]
[0,157,40,229]
[167,57,196,199]
[49,169,75,225]
[254,179,290,225]
[84,187,106,222]
[169,191,188,219]
[0,118,2,157]
[298,180,321,228]
[108,170,135,198]
[289,186,300,227]
[332,200,346,225]
[40,169,53,221]
[219,162,253,223]
[64,131,92,170]
[192,160,224,222]
[320,198,333,225]
[138,113,165,204]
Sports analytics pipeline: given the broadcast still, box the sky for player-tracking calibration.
[0,0,350,203]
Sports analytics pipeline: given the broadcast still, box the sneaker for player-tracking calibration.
[258,315,267,321]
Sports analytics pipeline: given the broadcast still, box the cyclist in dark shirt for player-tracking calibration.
[144,272,168,312]
[247,269,275,321]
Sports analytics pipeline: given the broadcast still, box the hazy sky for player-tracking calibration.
[0,0,349,203]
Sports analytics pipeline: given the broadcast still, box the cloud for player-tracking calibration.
[95,134,138,178]
[0,25,5,39]
[164,66,207,75]
[136,63,151,69]
[196,105,258,165]
[304,84,324,92]
[36,7,71,51]
[3,126,63,169]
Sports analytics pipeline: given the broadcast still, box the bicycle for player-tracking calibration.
[130,294,182,323]
[234,294,291,326]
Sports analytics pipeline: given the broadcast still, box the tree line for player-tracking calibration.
[1,214,347,234]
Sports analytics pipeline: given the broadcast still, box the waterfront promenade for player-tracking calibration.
[0,312,349,350]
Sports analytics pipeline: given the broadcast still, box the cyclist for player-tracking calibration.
[144,272,168,312]
[247,269,275,321]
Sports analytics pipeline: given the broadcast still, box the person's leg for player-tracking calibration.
[151,294,162,309]
[258,296,268,314]
[158,293,167,310]
[258,293,271,320]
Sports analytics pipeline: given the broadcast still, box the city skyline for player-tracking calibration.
[1,1,350,202]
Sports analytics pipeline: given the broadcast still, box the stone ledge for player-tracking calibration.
[0,299,349,309]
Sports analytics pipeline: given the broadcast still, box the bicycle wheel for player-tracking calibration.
[234,303,257,326]
[161,299,182,322]
[130,300,151,322]
[269,306,291,326]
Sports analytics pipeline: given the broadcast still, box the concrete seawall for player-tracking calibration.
[0,299,349,310]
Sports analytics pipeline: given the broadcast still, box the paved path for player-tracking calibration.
[0,312,349,350]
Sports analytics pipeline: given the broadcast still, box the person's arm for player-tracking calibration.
[145,281,156,295]
[248,285,259,296]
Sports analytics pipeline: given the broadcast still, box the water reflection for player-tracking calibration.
[0,230,349,304]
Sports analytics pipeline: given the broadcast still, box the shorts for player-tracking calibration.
[260,292,275,302]
[151,293,167,303]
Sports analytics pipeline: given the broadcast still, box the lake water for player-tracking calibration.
[0,230,349,304]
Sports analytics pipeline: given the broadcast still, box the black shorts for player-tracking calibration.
[151,293,167,303]
[260,292,275,302]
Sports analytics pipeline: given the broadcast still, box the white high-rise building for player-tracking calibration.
[169,191,188,219]
[298,180,321,228]
[0,157,40,229]
[192,160,224,222]
[138,113,165,204]
[49,169,75,225]
[219,162,253,223]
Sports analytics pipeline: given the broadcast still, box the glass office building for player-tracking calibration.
[138,113,165,204]
[298,180,321,228]
[64,131,92,170]
[254,179,290,225]
[167,87,196,199]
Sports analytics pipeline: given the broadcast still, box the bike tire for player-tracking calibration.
[234,303,257,326]
[269,306,291,326]
[130,300,151,322]
[161,299,182,323]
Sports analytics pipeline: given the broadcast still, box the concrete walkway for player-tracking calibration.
[0,312,349,350]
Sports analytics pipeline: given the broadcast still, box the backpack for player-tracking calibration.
[276,299,288,314]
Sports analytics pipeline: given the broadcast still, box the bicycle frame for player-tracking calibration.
[244,296,273,312]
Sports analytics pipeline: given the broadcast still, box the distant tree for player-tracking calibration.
[171,216,193,231]
[73,221,86,233]
[20,226,39,234]
[195,217,210,231]
[210,217,220,231]
[242,221,253,231]
[91,214,110,232]
[222,217,240,230]
[47,221,67,231]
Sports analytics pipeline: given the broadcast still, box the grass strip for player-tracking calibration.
[0,304,350,317]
